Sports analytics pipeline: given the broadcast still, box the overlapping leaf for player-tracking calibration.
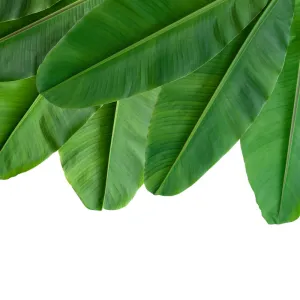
[0,0,76,39]
[36,0,268,108]
[144,0,294,196]
[60,91,158,210]
[241,1,300,224]
[0,0,299,225]
[0,0,62,22]
[0,78,38,146]
[0,0,105,81]
[0,77,95,179]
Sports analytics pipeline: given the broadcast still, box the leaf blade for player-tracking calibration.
[0,0,62,22]
[37,0,268,108]
[59,90,158,210]
[241,2,300,224]
[0,0,105,81]
[0,77,96,179]
[145,0,294,196]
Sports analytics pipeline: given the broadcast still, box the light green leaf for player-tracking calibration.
[0,0,62,22]
[0,0,105,81]
[59,90,158,210]
[36,0,268,108]
[0,77,95,179]
[144,0,294,196]
[241,3,300,225]
[0,77,38,147]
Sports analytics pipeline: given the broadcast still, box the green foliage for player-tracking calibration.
[241,1,300,224]
[0,0,299,224]
[0,0,62,22]
[0,0,103,81]
[0,77,95,179]
[145,0,293,195]
[60,90,158,210]
[36,0,267,107]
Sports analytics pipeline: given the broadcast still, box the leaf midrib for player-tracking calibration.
[154,0,278,194]
[0,93,41,154]
[0,0,61,22]
[41,0,235,93]
[279,64,300,214]
[102,102,119,209]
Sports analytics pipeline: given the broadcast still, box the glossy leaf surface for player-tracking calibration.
[37,0,268,108]
[144,0,294,196]
[0,0,61,22]
[60,91,158,210]
[241,3,300,224]
[0,77,95,179]
[0,0,104,81]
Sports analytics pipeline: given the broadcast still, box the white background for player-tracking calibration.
[0,143,299,300]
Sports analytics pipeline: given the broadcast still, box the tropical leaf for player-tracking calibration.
[0,77,96,179]
[241,3,300,225]
[0,0,105,82]
[36,0,268,108]
[144,0,294,196]
[0,78,38,146]
[0,0,62,22]
[59,90,158,210]
[0,0,76,39]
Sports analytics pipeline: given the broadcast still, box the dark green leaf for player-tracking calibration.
[0,0,76,39]
[0,0,62,22]
[37,0,268,108]
[0,0,104,81]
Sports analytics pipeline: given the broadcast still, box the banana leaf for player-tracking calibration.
[0,0,62,22]
[144,0,294,196]
[0,0,76,39]
[0,77,95,179]
[36,0,268,108]
[59,90,158,210]
[241,2,300,224]
[0,0,105,81]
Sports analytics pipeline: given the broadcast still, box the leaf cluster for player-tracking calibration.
[0,0,299,224]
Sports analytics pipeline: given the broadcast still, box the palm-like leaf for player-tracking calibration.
[241,2,300,224]
[59,91,158,210]
[0,77,95,179]
[0,0,76,39]
[144,0,294,196]
[36,0,268,108]
[0,78,38,146]
[0,0,62,22]
[0,0,104,81]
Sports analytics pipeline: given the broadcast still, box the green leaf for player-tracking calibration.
[36,0,268,108]
[0,77,95,179]
[59,90,158,210]
[144,0,294,196]
[0,0,105,81]
[241,3,300,225]
[0,0,76,39]
[0,0,62,22]
[0,77,38,147]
